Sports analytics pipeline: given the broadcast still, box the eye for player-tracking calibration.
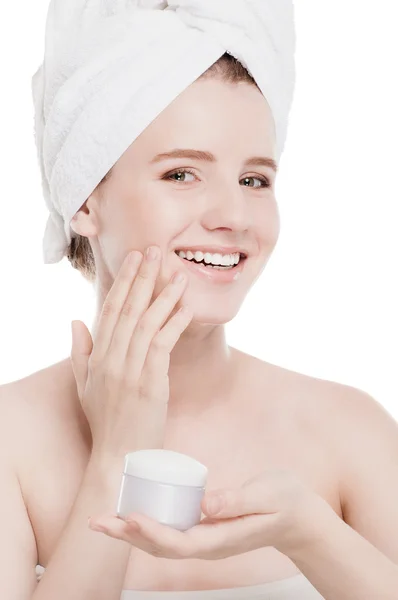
[163,169,271,188]
[164,169,196,183]
[241,176,271,189]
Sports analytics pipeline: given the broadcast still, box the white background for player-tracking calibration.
[0,1,397,419]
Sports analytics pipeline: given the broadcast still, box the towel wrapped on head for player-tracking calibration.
[31,0,296,265]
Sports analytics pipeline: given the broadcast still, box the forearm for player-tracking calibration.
[286,505,398,599]
[32,456,131,600]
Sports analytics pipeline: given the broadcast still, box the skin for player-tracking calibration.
[70,77,280,423]
[5,76,398,594]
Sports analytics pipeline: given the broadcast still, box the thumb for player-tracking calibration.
[70,320,93,400]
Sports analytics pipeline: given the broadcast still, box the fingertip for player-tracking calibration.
[89,521,107,533]
[126,519,141,531]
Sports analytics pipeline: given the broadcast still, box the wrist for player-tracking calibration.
[86,451,125,488]
[278,492,338,559]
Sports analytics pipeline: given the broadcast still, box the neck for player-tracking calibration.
[167,320,236,421]
[89,305,237,422]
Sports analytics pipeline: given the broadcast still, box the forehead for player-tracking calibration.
[134,78,276,156]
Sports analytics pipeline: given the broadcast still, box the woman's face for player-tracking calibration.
[75,78,280,324]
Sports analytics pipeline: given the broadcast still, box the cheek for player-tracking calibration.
[143,192,195,239]
[113,193,188,254]
[255,198,280,248]
[104,189,168,234]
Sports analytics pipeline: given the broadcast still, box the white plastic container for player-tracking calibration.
[116,449,208,531]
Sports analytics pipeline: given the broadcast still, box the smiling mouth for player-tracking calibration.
[174,251,247,270]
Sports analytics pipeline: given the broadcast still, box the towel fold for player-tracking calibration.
[32,0,296,264]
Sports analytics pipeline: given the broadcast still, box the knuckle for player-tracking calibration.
[134,318,148,336]
[101,301,115,318]
[136,270,151,283]
[151,333,169,352]
[137,381,151,402]
[120,301,135,318]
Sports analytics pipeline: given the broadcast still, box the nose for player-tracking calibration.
[201,181,251,232]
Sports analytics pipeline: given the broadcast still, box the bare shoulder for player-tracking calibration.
[0,360,93,571]
[254,351,398,460]
[286,364,398,442]
[0,358,83,416]
[1,358,75,403]
[237,348,346,417]
[313,375,398,480]
[239,348,397,446]
[0,358,90,480]
[251,350,392,421]
[301,373,398,563]
[0,359,75,435]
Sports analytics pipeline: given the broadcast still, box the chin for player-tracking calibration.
[184,304,239,327]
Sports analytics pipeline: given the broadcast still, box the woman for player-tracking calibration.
[1,4,398,600]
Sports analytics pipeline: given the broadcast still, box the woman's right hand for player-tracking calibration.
[70,246,192,468]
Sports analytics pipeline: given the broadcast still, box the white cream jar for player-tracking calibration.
[116,449,208,531]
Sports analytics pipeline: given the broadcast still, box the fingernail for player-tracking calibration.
[126,519,140,530]
[172,271,186,284]
[89,520,106,532]
[207,495,224,515]
[128,250,142,265]
[146,246,159,260]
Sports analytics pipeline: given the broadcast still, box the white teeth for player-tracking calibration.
[194,251,204,262]
[176,250,241,266]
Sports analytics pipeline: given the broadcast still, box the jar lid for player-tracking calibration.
[124,449,208,487]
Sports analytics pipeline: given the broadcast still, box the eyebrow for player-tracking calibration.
[150,148,278,173]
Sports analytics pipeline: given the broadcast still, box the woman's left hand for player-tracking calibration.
[88,468,329,560]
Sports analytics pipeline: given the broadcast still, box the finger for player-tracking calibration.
[89,514,140,536]
[124,304,193,445]
[70,320,93,399]
[137,302,193,389]
[194,514,275,558]
[90,251,143,363]
[89,519,162,556]
[91,514,193,559]
[124,513,194,559]
[151,302,193,352]
[126,272,191,381]
[108,246,162,367]
[203,485,278,519]
[156,515,262,560]
[203,471,292,519]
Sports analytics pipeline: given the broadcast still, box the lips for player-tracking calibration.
[175,248,248,259]
[174,252,246,284]
[174,251,242,268]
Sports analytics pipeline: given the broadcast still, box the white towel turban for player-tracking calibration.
[32,0,296,265]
